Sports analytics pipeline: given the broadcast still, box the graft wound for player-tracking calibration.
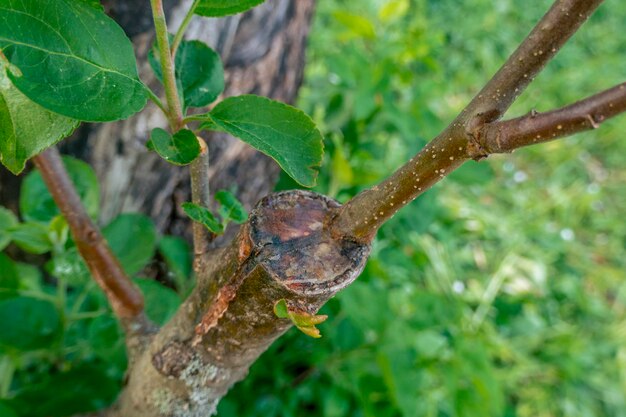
[250,190,370,296]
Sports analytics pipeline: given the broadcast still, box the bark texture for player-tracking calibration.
[113,190,370,416]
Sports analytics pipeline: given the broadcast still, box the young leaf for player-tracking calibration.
[147,128,201,165]
[195,0,266,17]
[0,70,79,175]
[103,214,157,276]
[215,190,248,224]
[273,298,328,339]
[0,0,147,121]
[150,40,224,110]
[200,95,324,187]
[182,202,224,234]
[273,299,290,319]
[19,157,100,223]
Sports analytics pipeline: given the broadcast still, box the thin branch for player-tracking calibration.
[33,148,144,321]
[171,0,201,57]
[478,82,626,154]
[150,0,213,258]
[190,137,214,256]
[330,0,605,243]
[150,0,184,130]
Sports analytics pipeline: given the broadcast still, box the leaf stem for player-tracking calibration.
[145,87,168,115]
[171,0,201,58]
[149,0,185,130]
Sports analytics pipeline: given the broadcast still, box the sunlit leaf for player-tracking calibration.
[0,0,147,121]
[200,95,323,187]
[196,0,265,17]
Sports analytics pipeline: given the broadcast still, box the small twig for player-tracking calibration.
[150,0,184,130]
[171,0,201,57]
[149,0,214,258]
[190,137,214,256]
[478,82,626,154]
[330,0,605,243]
[33,148,144,321]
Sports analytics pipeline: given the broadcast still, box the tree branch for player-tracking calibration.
[477,82,626,154]
[330,0,605,243]
[33,148,145,323]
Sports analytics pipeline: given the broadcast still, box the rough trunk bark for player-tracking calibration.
[0,0,316,244]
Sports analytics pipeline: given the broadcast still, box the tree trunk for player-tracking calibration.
[0,0,316,244]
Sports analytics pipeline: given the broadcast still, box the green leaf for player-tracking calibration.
[15,262,42,292]
[103,214,157,276]
[0,402,18,417]
[215,190,248,223]
[88,314,127,368]
[134,278,180,325]
[0,70,79,174]
[11,222,52,254]
[19,156,100,223]
[147,128,201,165]
[79,0,104,9]
[150,40,224,109]
[48,215,69,248]
[0,207,17,250]
[158,236,192,281]
[182,202,224,234]
[0,253,19,298]
[7,364,119,417]
[273,298,327,338]
[0,296,60,351]
[200,95,323,187]
[196,0,266,17]
[333,12,376,40]
[273,299,289,319]
[48,248,90,286]
[0,0,147,121]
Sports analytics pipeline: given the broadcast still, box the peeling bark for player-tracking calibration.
[113,190,370,416]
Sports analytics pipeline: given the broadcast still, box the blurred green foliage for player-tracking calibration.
[225,0,626,416]
[1,1,626,416]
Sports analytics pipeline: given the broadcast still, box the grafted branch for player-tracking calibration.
[33,148,144,323]
[478,82,626,154]
[330,0,606,243]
